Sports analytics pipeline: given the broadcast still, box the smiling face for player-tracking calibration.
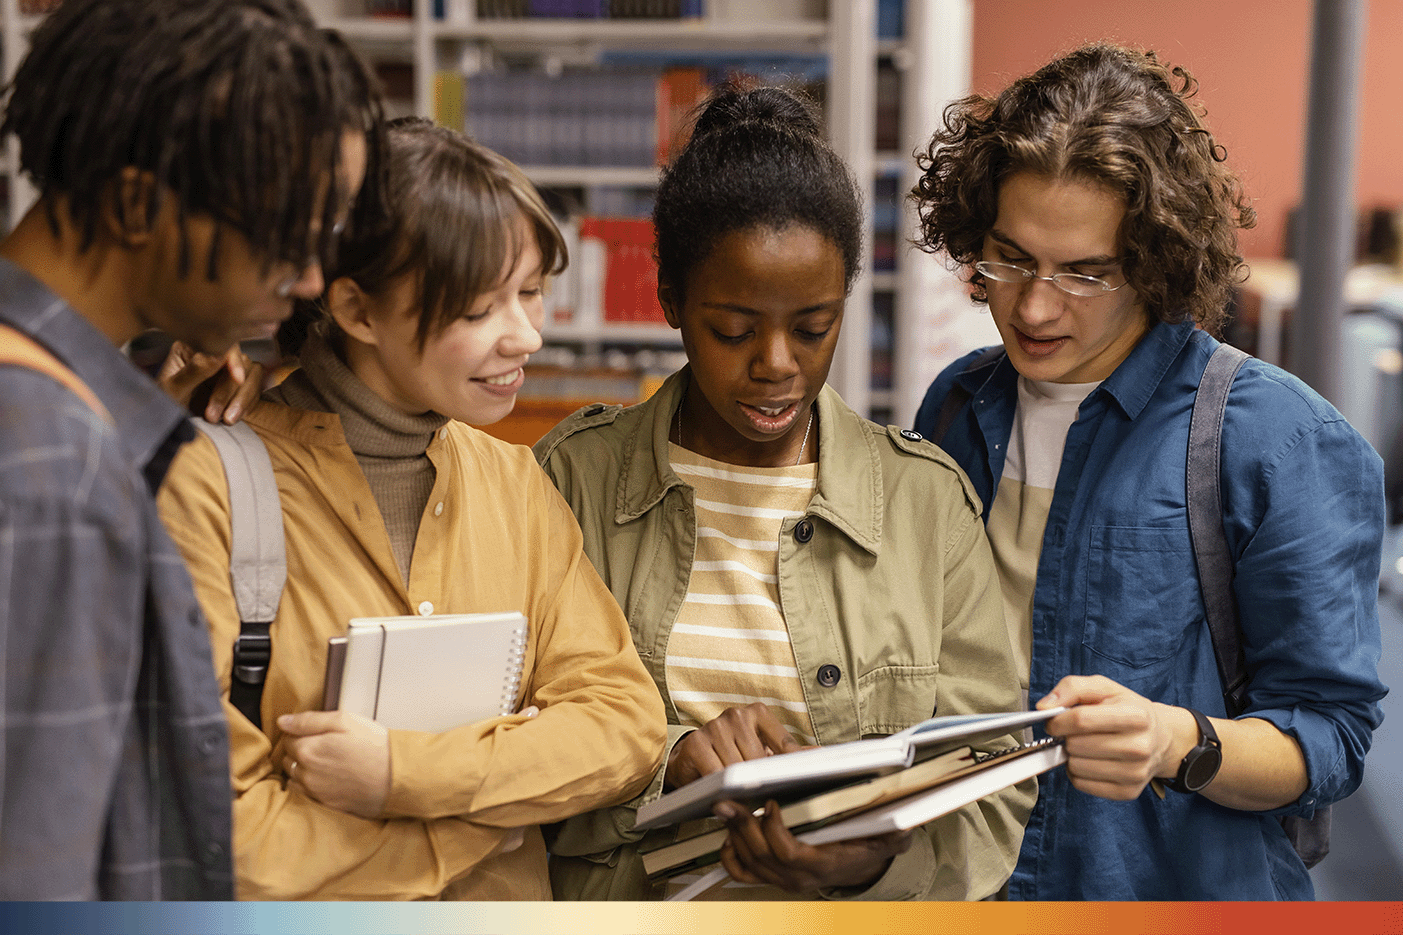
[137,129,369,355]
[984,171,1150,384]
[662,224,846,467]
[341,215,545,424]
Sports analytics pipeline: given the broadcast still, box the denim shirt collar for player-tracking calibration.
[616,365,881,553]
[0,257,193,486]
[955,318,1198,422]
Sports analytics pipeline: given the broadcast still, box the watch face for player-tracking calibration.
[1184,746,1223,791]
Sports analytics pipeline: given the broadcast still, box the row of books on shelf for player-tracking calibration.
[546,216,667,328]
[436,66,713,169]
[364,1,796,20]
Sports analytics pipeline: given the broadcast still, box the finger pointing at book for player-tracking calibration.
[664,703,806,792]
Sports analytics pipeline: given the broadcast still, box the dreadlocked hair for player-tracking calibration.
[280,117,567,357]
[1,0,385,281]
[912,43,1255,336]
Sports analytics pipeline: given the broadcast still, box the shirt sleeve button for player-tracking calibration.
[794,519,814,543]
[433,501,444,517]
[417,601,434,616]
[817,664,841,687]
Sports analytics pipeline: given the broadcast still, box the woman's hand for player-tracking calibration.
[157,340,264,424]
[664,703,804,791]
[714,799,911,894]
[278,710,392,819]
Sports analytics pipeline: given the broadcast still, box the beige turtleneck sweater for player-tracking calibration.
[266,332,449,584]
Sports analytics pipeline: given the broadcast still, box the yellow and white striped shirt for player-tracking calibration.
[665,443,818,747]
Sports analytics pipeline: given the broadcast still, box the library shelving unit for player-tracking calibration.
[309,0,891,423]
[0,0,45,231]
[0,0,983,430]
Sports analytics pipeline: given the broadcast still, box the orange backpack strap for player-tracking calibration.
[0,323,111,423]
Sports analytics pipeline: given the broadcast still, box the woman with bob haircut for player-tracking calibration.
[157,117,666,901]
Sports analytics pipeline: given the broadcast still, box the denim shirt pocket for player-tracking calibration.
[856,664,941,736]
[1082,525,1201,684]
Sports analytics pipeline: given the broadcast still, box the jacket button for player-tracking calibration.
[583,404,605,417]
[817,664,841,687]
[794,519,814,543]
[900,429,923,441]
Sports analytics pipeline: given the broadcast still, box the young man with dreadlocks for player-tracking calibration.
[0,0,378,899]
[912,43,1386,899]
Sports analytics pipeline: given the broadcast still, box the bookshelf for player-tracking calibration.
[0,1,981,430]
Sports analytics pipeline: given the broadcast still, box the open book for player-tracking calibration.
[633,706,1064,832]
[665,738,1067,901]
[322,612,528,732]
[643,738,1061,879]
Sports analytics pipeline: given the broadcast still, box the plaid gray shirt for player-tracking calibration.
[0,259,232,899]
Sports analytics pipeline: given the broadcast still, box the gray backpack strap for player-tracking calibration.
[1186,343,1250,716]
[1186,343,1331,868]
[193,420,286,730]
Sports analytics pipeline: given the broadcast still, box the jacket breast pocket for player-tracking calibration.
[1082,525,1201,682]
[856,664,941,736]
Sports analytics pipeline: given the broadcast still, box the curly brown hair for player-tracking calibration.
[911,43,1255,336]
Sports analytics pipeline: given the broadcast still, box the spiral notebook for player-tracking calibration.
[322,612,528,732]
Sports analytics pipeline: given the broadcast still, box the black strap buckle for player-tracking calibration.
[232,622,272,686]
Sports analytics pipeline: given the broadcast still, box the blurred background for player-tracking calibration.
[3,0,1397,898]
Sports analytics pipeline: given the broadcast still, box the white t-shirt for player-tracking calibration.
[985,376,1100,696]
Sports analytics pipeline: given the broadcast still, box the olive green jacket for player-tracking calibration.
[533,369,1033,900]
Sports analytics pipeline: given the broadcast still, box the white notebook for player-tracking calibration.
[323,612,528,732]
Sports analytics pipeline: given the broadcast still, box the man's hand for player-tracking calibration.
[278,710,391,819]
[157,340,263,424]
[664,703,805,791]
[714,799,910,894]
[1036,674,1188,800]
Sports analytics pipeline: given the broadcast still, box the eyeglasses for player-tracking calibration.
[274,217,348,298]
[974,260,1128,298]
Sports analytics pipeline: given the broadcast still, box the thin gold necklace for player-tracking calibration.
[676,394,815,466]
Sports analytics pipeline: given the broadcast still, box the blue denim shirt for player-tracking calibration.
[915,320,1387,900]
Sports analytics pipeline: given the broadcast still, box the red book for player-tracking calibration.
[579,218,665,325]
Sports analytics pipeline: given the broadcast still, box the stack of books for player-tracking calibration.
[633,708,1069,899]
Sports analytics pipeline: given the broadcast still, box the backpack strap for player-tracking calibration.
[932,346,1005,442]
[1185,342,1331,868]
[0,324,111,423]
[1186,343,1250,716]
[193,420,286,731]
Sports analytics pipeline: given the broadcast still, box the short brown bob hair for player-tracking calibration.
[912,43,1255,336]
[284,117,566,354]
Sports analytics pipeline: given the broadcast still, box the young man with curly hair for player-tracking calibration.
[0,0,379,899]
[913,43,1386,899]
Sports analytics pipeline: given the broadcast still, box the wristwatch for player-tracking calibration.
[1166,707,1223,793]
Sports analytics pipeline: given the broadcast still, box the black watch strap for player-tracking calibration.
[1167,707,1223,794]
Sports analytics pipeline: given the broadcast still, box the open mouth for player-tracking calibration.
[473,368,525,394]
[740,400,800,433]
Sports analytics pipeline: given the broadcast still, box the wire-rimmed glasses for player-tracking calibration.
[974,260,1128,298]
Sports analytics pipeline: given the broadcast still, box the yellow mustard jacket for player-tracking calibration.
[533,369,1033,901]
[158,397,666,900]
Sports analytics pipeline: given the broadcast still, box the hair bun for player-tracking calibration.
[689,82,823,141]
